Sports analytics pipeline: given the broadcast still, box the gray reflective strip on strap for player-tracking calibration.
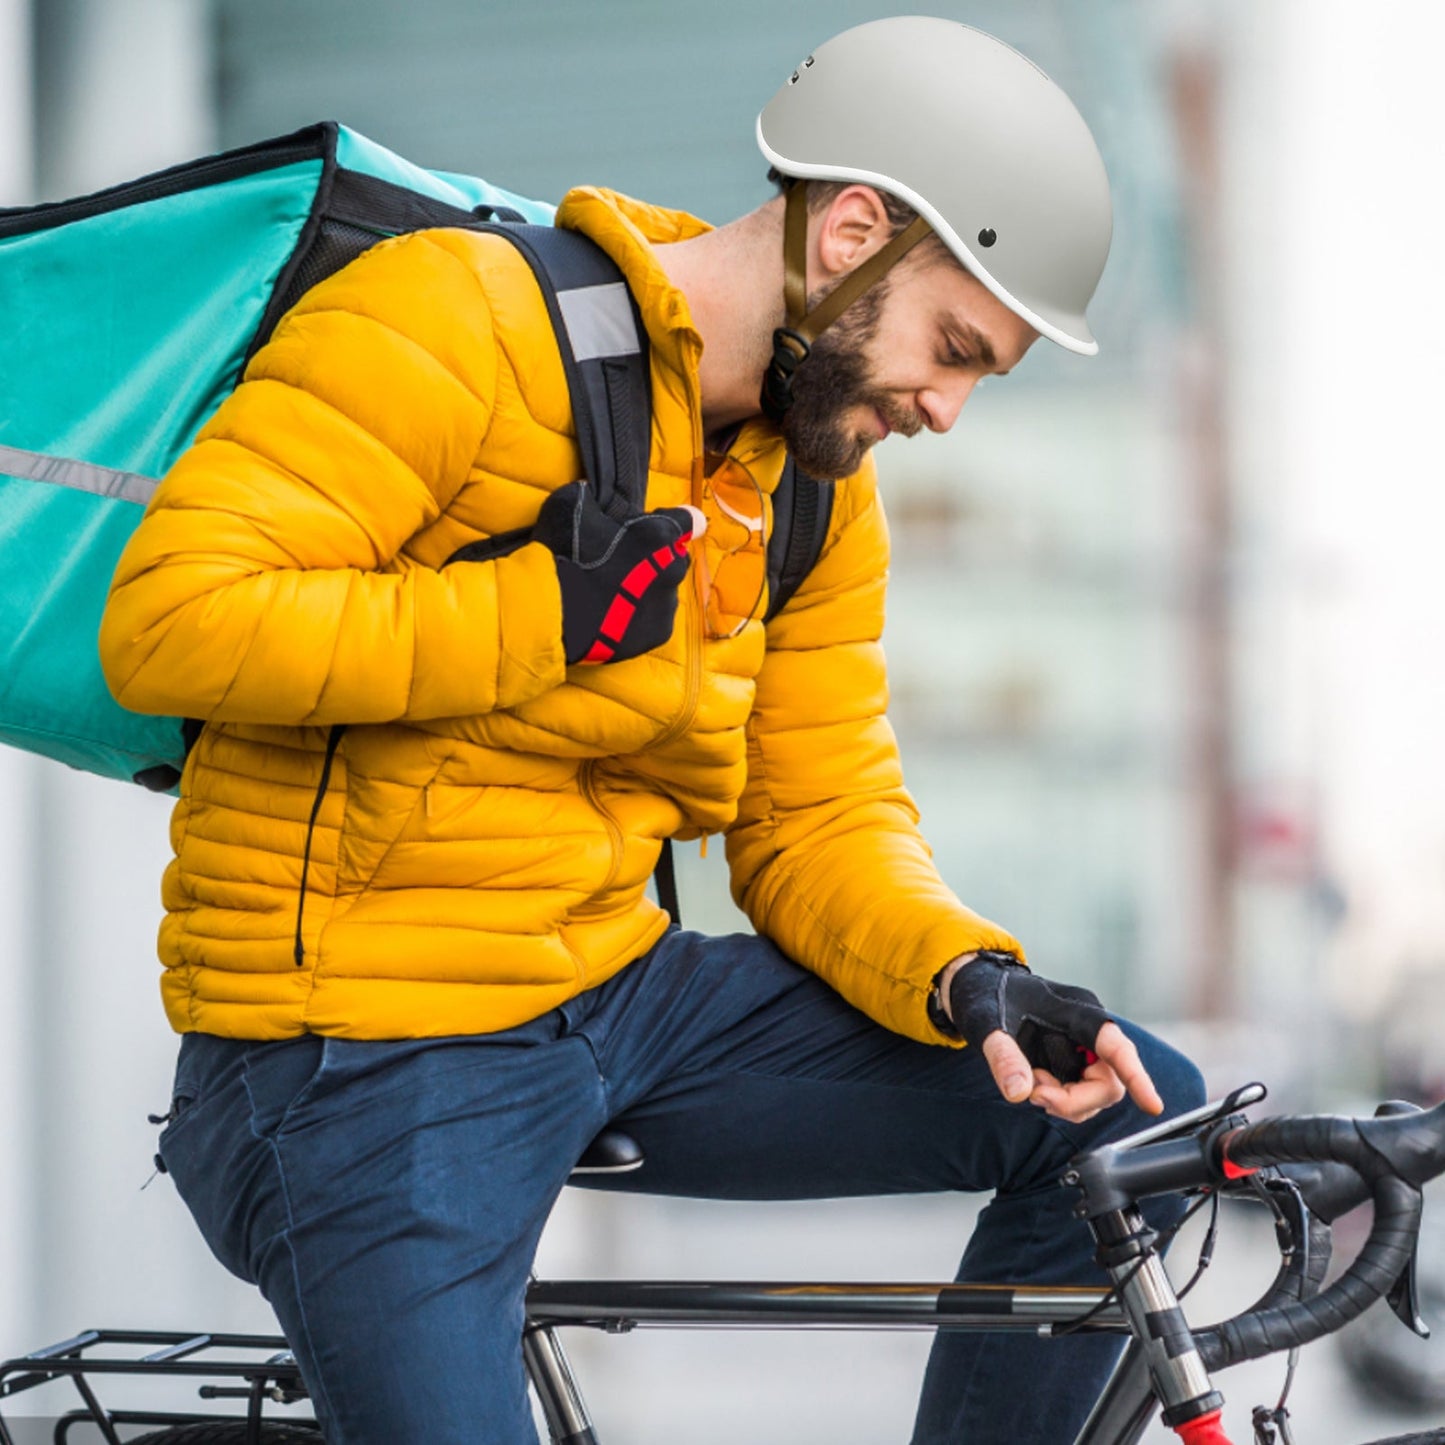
[556,282,640,362]
[0,443,159,505]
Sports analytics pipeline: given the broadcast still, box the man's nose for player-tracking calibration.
[920,376,979,434]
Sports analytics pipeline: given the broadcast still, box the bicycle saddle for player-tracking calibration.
[571,1127,644,1176]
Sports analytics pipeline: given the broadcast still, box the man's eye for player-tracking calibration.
[945,344,971,367]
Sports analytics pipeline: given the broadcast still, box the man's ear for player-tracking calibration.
[813,185,893,280]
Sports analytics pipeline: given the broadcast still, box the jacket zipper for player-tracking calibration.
[650,559,705,750]
[293,724,345,967]
[654,439,713,749]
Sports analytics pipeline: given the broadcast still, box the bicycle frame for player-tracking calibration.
[0,1291,1148,1445]
[521,1279,1146,1445]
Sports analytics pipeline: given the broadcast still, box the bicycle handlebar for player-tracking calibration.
[1192,1103,1445,1371]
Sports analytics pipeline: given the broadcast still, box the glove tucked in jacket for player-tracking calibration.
[531,481,703,664]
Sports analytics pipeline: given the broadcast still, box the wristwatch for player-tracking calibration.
[926,951,1023,1040]
[927,964,962,1038]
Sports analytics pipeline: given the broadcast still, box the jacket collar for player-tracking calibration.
[554,187,708,383]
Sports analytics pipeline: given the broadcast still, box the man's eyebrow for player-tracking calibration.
[956,321,1005,373]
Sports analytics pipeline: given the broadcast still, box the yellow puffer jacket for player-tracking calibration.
[99,187,1022,1044]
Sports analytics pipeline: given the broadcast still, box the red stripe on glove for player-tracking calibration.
[599,595,636,644]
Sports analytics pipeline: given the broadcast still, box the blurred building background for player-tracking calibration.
[3,0,1445,1439]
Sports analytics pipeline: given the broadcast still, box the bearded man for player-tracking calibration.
[100,18,1204,1445]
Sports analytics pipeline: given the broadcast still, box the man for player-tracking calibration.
[100,17,1203,1444]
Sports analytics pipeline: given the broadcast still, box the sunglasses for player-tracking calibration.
[695,454,769,640]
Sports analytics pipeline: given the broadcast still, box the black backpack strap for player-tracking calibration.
[478,223,652,521]
[653,839,681,927]
[439,223,654,560]
[765,455,835,622]
[243,147,653,524]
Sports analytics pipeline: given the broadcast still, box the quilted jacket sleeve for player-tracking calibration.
[724,456,1024,1046]
[99,229,567,726]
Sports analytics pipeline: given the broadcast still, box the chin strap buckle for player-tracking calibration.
[760,326,811,422]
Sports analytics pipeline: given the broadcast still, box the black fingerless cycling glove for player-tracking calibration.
[942,951,1111,1085]
[532,481,696,665]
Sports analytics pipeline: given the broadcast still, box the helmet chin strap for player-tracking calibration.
[760,180,933,424]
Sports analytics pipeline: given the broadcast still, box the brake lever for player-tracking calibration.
[1375,1100,1431,1338]
[1386,1247,1429,1338]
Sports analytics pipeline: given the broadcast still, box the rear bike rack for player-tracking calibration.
[0,1328,315,1445]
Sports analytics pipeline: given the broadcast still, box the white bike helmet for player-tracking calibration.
[755,16,1112,416]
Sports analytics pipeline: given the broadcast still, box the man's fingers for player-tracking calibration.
[1029,1060,1125,1121]
[980,1031,1036,1103]
[984,1023,1165,1119]
[1092,1022,1164,1116]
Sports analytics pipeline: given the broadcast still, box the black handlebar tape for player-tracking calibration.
[1225,1112,1369,1175]
[1357,1098,1445,1187]
[1301,1213,1334,1299]
[1194,1115,1423,1370]
[1275,1100,1445,1225]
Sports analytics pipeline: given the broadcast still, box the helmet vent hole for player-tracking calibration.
[978,228,997,248]
[790,70,799,84]
[804,55,814,66]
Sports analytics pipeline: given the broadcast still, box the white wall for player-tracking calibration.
[35,0,213,196]
[1266,2,1445,1015]
[0,0,29,200]
[0,0,36,1364]
[0,751,39,1357]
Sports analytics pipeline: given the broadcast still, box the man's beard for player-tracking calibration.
[779,279,914,480]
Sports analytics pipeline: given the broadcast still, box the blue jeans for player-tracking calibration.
[157,929,1204,1444]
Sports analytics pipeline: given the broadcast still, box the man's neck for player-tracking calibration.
[650,197,786,438]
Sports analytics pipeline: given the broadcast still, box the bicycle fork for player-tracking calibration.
[1090,1206,1231,1445]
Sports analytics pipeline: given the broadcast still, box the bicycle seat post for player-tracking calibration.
[1089,1206,1227,1443]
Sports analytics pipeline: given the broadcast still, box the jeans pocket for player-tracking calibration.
[273,1036,335,1135]
[157,1036,328,1287]
[153,1034,228,1161]
[155,1086,196,1144]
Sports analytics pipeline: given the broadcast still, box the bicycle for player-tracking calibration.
[3,1083,1443,1445]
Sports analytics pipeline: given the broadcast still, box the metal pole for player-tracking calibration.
[1171,40,1238,1023]
[1072,1342,1158,1445]
[525,1279,1122,1330]
[523,1322,600,1445]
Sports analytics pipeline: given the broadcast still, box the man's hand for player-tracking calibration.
[938,952,1163,1123]
[532,481,707,665]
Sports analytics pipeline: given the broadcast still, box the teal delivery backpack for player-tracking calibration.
[0,123,557,791]
[0,122,833,795]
